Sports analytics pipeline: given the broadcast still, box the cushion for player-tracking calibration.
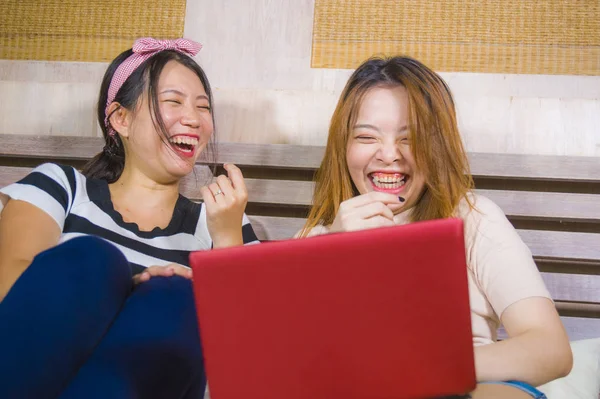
[538,338,600,399]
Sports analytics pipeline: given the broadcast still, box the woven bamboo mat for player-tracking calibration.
[312,0,600,75]
[0,0,186,62]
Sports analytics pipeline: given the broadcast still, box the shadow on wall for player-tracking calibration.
[213,90,287,144]
[181,91,288,195]
[209,88,337,146]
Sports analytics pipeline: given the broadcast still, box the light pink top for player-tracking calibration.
[306,193,551,346]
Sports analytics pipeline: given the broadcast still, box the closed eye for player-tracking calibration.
[165,99,181,104]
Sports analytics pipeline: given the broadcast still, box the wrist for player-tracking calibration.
[212,232,244,249]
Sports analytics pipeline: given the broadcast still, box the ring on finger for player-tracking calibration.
[214,189,223,196]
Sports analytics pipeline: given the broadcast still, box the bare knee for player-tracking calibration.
[470,383,533,399]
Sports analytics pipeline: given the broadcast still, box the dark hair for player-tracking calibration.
[82,49,216,182]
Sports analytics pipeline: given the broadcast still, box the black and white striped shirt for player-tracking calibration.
[0,163,259,274]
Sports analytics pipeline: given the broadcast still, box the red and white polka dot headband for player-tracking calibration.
[104,37,202,136]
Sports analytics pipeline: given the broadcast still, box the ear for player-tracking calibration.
[106,102,132,139]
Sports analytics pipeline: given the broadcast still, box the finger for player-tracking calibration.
[387,201,405,213]
[360,216,396,230]
[132,271,151,285]
[200,186,216,206]
[353,201,395,221]
[223,163,247,194]
[215,174,235,198]
[145,265,175,277]
[208,182,224,203]
[340,192,400,213]
[363,191,403,205]
[166,264,193,279]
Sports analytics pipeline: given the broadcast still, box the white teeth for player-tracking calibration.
[372,175,404,183]
[373,180,406,189]
[169,136,199,146]
[371,173,406,189]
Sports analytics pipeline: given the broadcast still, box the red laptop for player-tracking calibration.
[190,218,475,399]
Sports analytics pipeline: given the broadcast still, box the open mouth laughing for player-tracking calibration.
[168,134,199,158]
[369,172,408,194]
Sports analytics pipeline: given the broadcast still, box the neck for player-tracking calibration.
[109,166,180,209]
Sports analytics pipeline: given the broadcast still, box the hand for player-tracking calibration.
[200,163,248,248]
[329,192,402,233]
[133,263,192,285]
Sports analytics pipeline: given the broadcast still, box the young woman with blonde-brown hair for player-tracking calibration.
[300,56,572,398]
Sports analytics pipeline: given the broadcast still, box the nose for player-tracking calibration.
[376,141,402,164]
[180,103,201,128]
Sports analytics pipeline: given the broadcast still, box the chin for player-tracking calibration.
[166,162,195,179]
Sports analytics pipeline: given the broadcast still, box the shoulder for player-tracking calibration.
[456,192,529,262]
[0,163,81,229]
[456,192,514,237]
[456,192,506,223]
[29,163,81,193]
[0,162,80,199]
[458,192,534,269]
[27,162,78,182]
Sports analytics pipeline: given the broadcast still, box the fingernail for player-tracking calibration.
[398,196,405,202]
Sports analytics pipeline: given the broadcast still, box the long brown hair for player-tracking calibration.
[300,56,474,237]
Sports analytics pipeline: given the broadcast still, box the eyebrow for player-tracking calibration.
[353,124,408,133]
[159,89,209,101]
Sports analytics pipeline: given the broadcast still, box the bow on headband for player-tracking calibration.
[104,37,203,136]
[132,37,202,57]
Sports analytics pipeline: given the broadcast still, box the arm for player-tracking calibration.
[200,163,248,248]
[136,164,258,283]
[475,296,572,386]
[467,196,573,385]
[0,199,61,301]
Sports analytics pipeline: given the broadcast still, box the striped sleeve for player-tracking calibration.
[242,213,260,245]
[0,163,76,231]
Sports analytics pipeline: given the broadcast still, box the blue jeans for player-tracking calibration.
[0,236,205,399]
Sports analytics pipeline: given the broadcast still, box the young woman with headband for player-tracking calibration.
[0,37,258,398]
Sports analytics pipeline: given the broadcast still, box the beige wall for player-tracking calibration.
[1,0,599,156]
